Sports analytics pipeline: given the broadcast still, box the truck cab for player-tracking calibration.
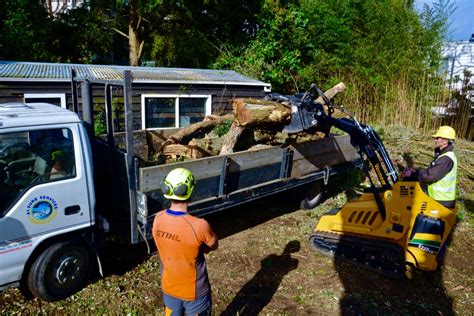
[0,102,96,301]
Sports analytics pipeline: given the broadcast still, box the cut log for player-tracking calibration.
[315,82,346,105]
[253,130,325,146]
[233,98,292,127]
[315,82,347,118]
[162,143,210,160]
[233,82,347,128]
[162,144,190,157]
[162,114,234,146]
[219,122,246,155]
[188,137,222,156]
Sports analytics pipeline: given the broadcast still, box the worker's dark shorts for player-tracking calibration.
[163,292,212,316]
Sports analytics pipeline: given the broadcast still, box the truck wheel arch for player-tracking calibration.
[300,182,324,210]
[20,232,96,301]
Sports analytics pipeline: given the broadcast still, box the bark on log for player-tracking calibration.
[161,142,213,161]
[162,144,191,157]
[219,122,246,155]
[233,98,292,127]
[315,82,346,105]
[162,114,234,146]
[315,82,347,118]
[189,137,222,156]
[233,82,347,128]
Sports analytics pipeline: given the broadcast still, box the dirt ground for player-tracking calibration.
[1,128,473,315]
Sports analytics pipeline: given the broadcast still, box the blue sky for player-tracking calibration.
[416,0,474,40]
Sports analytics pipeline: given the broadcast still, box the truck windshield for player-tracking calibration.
[0,128,76,216]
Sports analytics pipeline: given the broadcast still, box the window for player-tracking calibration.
[141,95,211,129]
[24,93,67,108]
[0,128,75,215]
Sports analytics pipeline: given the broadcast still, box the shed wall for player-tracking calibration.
[0,81,266,130]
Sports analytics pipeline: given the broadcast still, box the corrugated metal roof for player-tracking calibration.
[0,61,271,89]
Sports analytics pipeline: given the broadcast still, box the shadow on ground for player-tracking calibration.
[335,260,454,315]
[220,240,300,315]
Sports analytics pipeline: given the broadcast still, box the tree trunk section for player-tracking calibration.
[128,0,141,66]
[233,98,292,127]
[162,114,234,147]
[219,122,246,155]
[189,137,222,156]
[232,82,347,128]
[316,82,347,118]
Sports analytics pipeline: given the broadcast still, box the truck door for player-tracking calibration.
[0,124,93,292]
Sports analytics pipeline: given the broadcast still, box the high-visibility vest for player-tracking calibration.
[428,151,457,201]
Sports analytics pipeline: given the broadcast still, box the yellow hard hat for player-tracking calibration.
[432,126,456,140]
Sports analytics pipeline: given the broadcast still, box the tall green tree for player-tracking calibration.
[111,0,262,67]
[0,0,52,61]
[49,2,118,63]
[213,0,314,92]
[0,0,262,66]
[213,0,453,126]
[0,0,118,63]
[145,0,261,68]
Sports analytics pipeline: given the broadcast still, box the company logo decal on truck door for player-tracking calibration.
[26,196,59,224]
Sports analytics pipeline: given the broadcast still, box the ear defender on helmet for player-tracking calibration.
[162,168,196,201]
[163,180,173,195]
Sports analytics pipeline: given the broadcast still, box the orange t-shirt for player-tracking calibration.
[152,209,218,300]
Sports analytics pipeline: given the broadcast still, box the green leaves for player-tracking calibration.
[0,0,52,61]
[213,2,314,92]
[0,0,452,130]
[212,0,453,130]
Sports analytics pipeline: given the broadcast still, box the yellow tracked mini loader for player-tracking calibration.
[271,84,457,278]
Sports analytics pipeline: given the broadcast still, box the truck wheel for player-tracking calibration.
[300,182,324,210]
[27,240,93,301]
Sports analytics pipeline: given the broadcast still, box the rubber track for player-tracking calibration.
[309,231,406,279]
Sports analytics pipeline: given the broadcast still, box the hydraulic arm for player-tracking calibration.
[277,84,398,218]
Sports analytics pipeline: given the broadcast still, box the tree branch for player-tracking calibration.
[138,40,145,62]
[113,28,129,39]
[137,16,142,30]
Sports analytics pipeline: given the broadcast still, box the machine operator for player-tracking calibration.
[402,125,457,209]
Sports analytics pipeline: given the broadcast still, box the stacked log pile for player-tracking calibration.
[156,83,346,163]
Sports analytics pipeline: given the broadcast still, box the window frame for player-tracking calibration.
[24,93,67,109]
[0,126,78,217]
[141,94,212,130]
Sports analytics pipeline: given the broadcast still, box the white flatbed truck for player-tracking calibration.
[0,71,360,301]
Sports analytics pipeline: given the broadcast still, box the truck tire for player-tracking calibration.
[300,182,324,210]
[27,239,93,301]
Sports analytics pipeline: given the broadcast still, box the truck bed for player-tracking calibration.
[133,134,360,242]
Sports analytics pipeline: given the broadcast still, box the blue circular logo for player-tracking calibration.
[26,196,58,224]
[31,201,53,220]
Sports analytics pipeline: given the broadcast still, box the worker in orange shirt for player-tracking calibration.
[152,168,219,316]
